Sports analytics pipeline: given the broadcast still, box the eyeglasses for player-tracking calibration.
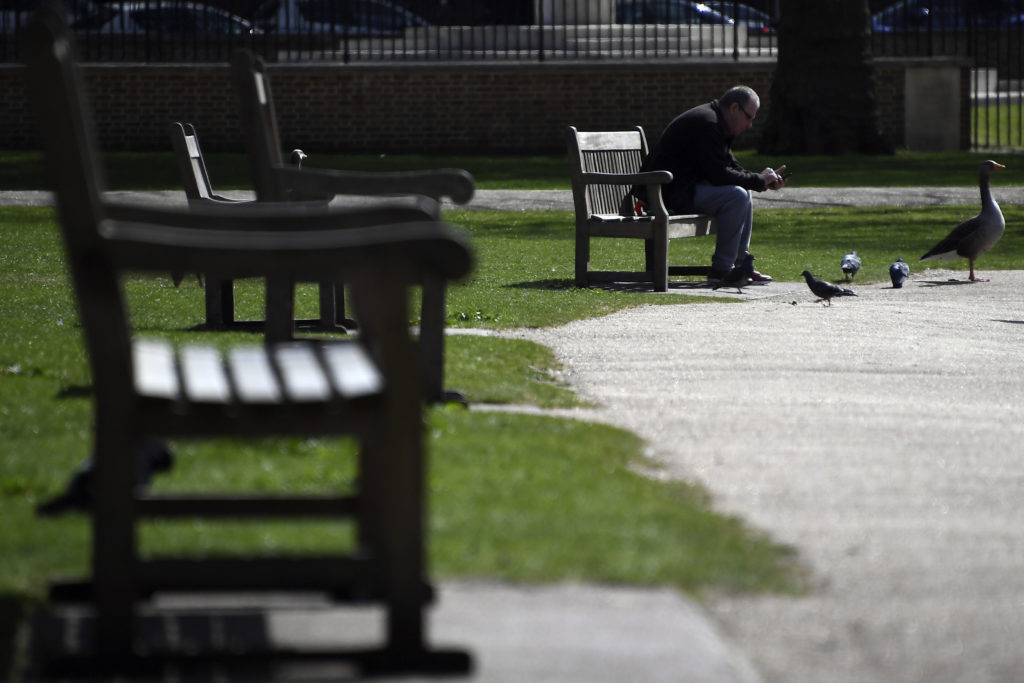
[738,104,756,121]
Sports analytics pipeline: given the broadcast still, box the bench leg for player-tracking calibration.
[419,275,463,404]
[92,428,139,660]
[651,231,669,292]
[204,277,235,329]
[574,225,590,287]
[265,277,296,343]
[334,281,357,330]
[317,280,338,330]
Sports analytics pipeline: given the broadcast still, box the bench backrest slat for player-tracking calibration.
[568,127,648,217]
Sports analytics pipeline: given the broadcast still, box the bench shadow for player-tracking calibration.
[506,278,713,293]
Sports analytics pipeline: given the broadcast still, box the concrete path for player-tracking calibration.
[4,185,1017,212]
[507,267,1024,683]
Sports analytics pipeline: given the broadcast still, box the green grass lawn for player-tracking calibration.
[973,102,1024,149]
[3,148,1024,669]
[0,204,806,619]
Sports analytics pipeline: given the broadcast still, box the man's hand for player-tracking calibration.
[761,164,788,190]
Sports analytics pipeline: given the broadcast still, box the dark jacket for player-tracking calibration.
[635,100,767,212]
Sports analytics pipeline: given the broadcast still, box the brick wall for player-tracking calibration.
[0,59,964,154]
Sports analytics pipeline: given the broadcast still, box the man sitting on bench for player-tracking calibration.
[633,85,787,285]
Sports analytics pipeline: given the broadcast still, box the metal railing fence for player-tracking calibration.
[3,0,1023,148]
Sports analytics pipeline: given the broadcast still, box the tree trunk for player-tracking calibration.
[759,0,893,155]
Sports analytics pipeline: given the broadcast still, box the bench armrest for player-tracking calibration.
[99,203,473,282]
[106,195,438,230]
[580,170,673,186]
[272,166,475,205]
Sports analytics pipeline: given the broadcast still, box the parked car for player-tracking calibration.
[254,0,428,37]
[615,0,735,25]
[72,1,262,36]
[872,0,1024,31]
[704,1,776,34]
[3,1,96,34]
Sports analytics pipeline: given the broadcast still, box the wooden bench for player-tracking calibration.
[170,120,357,333]
[567,126,716,292]
[230,49,471,404]
[22,6,472,675]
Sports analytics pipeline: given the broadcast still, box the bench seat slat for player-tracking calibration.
[229,346,282,404]
[274,343,331,402]
[322,343,384,399]
[181,345,231,403]
[133,339,179,400]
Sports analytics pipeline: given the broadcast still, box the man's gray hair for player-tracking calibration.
[719,85,759,109]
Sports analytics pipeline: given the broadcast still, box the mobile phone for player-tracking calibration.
[779,170,793,180]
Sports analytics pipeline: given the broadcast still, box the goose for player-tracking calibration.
[920,160,1005,282]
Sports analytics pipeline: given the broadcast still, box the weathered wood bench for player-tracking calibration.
[170,120,357,333]
[231,49,471,404]
[22,6,472,675]
[567,126,716,292]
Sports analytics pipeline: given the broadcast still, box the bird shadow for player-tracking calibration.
[917,279,976,288]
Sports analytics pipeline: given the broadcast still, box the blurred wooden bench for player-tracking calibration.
[567,126,716,292]
[231,49,472,403]
[170,120,359,333]
[22,6,473,676]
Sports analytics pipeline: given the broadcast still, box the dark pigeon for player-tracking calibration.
[713,253,755,293]
[36,437,175,516]
[801,270,857,306]
[889,257,910,288]
[840,250,861,280]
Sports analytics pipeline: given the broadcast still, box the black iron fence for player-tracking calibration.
[2,0,779,62]
[2,0,1023,148]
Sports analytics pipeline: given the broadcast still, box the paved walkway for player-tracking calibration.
[509,268,1024,683]
[9,186,1024,682]
[3,185,1017,212]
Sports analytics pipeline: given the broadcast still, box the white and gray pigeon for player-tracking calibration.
[290,148,307,167]
[889,257,910,288]
[920,160,1005,282]
[801,270,857,306]
[712,253,755,293]
[840,250,861,280]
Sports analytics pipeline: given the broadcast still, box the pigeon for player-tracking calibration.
[36,438,175,516]
[889,257,910,288]
[712,253,755,293]
[801,270,857,306]
[290,148,307,167]
[840,250,861,280]
[920,160,1005,282]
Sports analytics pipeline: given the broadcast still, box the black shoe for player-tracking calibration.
[707,267,733,284]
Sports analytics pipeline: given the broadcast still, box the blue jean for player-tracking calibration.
[691,183,753,273]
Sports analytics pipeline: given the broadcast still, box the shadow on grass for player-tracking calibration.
[505,278,718,293]
[57,385,91,399]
